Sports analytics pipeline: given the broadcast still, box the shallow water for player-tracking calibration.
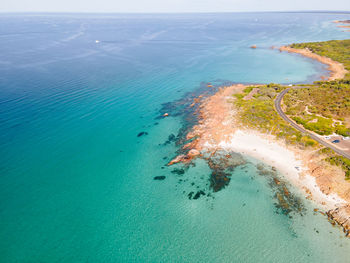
[1,12,350,262]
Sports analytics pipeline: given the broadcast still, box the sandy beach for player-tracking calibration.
[219,130,347,209]
[176,74,350,234]
[166,30,350,234]
[184,83,348,209]
[279,46,348,80]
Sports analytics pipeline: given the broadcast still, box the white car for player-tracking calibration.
[324,136,331,140]
[343,137,350,140]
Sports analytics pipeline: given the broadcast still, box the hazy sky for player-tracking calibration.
[1,0,350,13]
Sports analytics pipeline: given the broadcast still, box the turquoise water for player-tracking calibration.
[1,13,350,262]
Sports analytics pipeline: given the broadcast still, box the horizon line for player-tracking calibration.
[0,10,350,15]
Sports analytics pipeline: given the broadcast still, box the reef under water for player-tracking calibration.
[156,81,306,218]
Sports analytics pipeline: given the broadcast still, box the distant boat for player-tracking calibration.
[95,40,100,43]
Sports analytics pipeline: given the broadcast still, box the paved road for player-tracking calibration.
[274,87,350,160]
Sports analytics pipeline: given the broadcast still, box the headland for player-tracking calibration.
[168,37,350,235]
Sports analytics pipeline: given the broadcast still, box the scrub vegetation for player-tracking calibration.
[234,84,318,147]
[283,80,350,137]
[233,81,350,179]
[321,148,350,180]
[233,39,350,179]
[291,39,350,79]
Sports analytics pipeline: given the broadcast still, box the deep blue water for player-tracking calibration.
[1,12,350,262]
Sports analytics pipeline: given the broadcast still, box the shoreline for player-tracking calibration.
[279,46,348,81]
[172,44,350,234]
[218,130,347,211]
[184,84,348,211]
[334,20,350,32]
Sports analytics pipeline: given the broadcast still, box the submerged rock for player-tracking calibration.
[210,170,231,192]
[168,134,176,141]
[153,176,166,180]
[137,132,148,137]
[163,134,177,145]
[193,190,206,200]
[272,177,305,216]
[205,150,246,192]
[171,168,185,175]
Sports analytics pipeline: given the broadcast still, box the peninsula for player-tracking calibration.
[170,38,350,235]
[334,20,350,31]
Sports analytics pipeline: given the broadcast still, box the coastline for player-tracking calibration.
[218,130,347,211]
[334,20,350,32]
[184,83,348,209]
[173,46,350,235]
[279,46,347,80]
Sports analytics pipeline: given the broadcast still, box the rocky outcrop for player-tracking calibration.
[188,149,200,157]
[327,205,350,237]
[167,154,189,165]
[167,149,201,166]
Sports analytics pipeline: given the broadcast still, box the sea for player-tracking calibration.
[1,12,350,262]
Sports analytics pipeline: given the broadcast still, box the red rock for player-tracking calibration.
[188,149,200,157]
[167,155,186,165]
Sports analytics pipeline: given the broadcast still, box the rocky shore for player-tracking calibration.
[188,82,350,236]
[327,205,350,237]
[166,76,350,236]
[164,33,350,235]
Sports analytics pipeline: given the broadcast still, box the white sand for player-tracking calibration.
[215,129,346,210]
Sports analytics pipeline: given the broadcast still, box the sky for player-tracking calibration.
[1,0,350,13]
